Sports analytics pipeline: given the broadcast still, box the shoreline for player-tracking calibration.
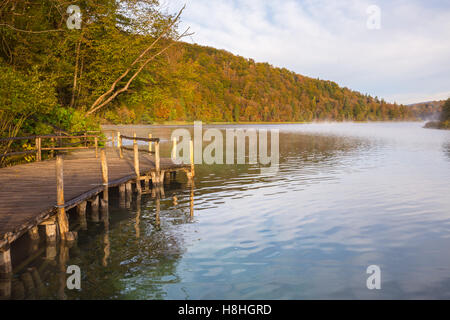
[102,120,423,128]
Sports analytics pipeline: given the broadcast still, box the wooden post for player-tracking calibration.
[144,176,150,191]
[77,201,87,230]
[111,132,115,147]
[56,155,69,241]
[89,195,99,222]
[28,226,40,241]
[125,182,132,208]
[155,141,160,173]
[41,219,57,243]
[94,137,98,158]
[0,246,12,276]
[172,137,177,160]
[35,137,41,162]
[118,132,123,158]
[119,184,126,208]
[101,149,109,204]
[0,277,11,300]
[84,132,88,147]
[134,140,142,194]
[190,139,195,177]
[149,134,153,152]
[50,137,55,158]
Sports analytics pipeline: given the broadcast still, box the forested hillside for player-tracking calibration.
[117,43,412,124]
[1,0,414,139]
[408,100,444,120]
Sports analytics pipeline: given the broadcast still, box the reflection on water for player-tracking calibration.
[8,122,450,299]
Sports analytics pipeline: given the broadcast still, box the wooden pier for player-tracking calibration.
[0,132,194,287]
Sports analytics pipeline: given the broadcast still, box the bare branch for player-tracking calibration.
[86,27,193,116]
[0,23,64,34]
[87,5,186,114]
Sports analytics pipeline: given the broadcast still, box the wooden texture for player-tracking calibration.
[0,148,190,247]
[56,156,69,240]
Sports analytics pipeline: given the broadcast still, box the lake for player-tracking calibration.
[12,122,450,299]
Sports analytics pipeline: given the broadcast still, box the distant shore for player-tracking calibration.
[102,119,421,128]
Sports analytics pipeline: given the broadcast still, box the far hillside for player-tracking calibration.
[408,100,445,120]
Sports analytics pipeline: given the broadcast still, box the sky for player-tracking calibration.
[163,0,450,104]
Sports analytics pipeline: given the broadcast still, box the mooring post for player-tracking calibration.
[149,133,153,152]
[94,137,98,158]
[28,226,40,241]
[125,182,132,207]
[0,245,12,277]
[89,195,100,222]
[144,175,150,191]
[77,201,87,230]
[35,137,42,162]
[41,219,57,243]
[119,184,126,208]
[56,155,70,241]
[134,140,142,194]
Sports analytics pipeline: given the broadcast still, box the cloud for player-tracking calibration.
[164,0,450,104]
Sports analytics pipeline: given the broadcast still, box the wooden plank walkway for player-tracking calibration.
[0,148,190,248]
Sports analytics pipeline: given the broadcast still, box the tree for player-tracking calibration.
[440,98,450,122]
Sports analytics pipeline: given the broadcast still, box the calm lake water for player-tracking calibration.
[11,122,450,299]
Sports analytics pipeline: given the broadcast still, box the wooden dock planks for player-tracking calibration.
[0,148,190,247]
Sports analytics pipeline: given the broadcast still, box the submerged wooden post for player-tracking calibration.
[94,137,98,158]
[148,134,153,152]
[28,226,40,241]
[56,155,69,241]
[89,195,100,222]
[77,201,87,230]
[134,140,142,194]
[125,182,132,208]
[35,137,42,162]
[0,245,12,276]
[119,184,126,208]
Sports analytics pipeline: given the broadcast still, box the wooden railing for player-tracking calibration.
[0,133,101,163]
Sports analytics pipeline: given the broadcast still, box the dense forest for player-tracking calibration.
[408,100,444,120]
[424,98,450,129]
[0,0,420,140]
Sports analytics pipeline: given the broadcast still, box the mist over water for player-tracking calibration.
[12,122,450,299]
